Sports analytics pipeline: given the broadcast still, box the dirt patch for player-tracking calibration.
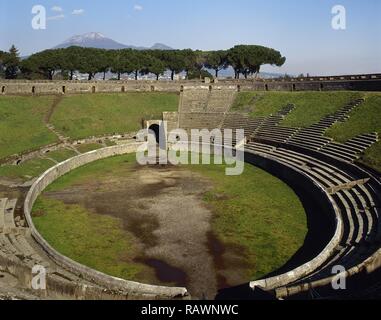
[44,164,250,299]
[45,95,63,124]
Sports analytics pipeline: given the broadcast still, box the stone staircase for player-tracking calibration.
[286,98,365,151]
[45,124,69,143]
[244,98,377,164]
[178,88,237,134]
[251,104,299,143]
[320,132,379,163]
[245,142,381,298]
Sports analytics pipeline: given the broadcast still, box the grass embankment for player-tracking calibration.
[33,153,307,282]
[326,93,381,172]
[0,158,55,181]
[0,92,177,180]
[0,149,78,181]
[51,93,179,140]
[0,96,58,159]
[231,91,363,127]
[46,149,77,163]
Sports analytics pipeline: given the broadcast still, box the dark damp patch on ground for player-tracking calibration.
[207,231,228,290]
[135,258,188,288]
[123,214,160,249]
[207,231,252,293]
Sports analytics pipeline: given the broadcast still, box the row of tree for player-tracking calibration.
[1,45,286,81]
[0,45,20,79]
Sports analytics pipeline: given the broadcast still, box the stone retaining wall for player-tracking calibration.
[1,75,381,95]
[22,141,356,300]
[245,150,343,291]
[23,142,189,300]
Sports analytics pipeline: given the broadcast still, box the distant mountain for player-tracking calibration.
[54,32,173,50]
[150,43,173,50]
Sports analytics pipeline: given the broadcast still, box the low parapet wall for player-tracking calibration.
[244,150,343,291]
[1,74,381,95]
[24,142,189,300]
[23,141,371,300]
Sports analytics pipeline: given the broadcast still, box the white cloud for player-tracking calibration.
[134,4,143,11]
[72,9,85,15]
[51,6,63,12]
[47,14,65,21]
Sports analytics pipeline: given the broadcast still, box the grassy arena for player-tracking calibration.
[32,153,307,284]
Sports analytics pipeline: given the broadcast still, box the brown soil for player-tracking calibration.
[44,164,250,299]
[45,95,63,123]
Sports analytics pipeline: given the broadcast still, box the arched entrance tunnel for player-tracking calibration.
[148,124,161,144]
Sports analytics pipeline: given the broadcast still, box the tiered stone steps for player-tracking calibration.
[179,89,238,134]
[0,199,17,232]
[179,112,227,135]
[286,98,364,151]
[251,104,299,143]
[245,142,381,297]
[320,132,379,163]
[221,113,266,146]
[207,90,237,113]
[180,89,210,112]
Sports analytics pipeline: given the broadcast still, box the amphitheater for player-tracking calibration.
[0,75,381,300]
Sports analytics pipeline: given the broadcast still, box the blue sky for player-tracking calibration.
[1,0,380,75]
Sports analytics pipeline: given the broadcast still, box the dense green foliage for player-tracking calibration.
[227,45,285,79]
[0,45,21,79]
[19,45,285,80]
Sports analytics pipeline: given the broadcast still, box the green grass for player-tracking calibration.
[231,91,364,127]
[33,153,307,281]
[45,149,77,163]
[51,93,179,140]
[326,93,381,171]
[33,197,143,280]
[76,143,103,154]
[0,96,58,159]
[0,157,55,181]
[104,139,117,147]
[189,159,307,279]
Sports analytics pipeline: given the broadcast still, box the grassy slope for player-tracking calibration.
[76,143,103,153]
[326,93,381,171]
[51,93,179,140]
[231,91,363,127]
[33,153,307,281]
[0,158,55,180]
[0,96,58,159]
[46,149,77,163]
